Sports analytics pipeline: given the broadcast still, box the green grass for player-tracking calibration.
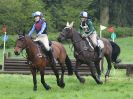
[0,37,133,99]
[0,71,133,99]
[115,37,133,63]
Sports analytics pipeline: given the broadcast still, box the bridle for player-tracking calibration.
[16,36,29,58]
[62,27,83,44]
[61,27,92,57]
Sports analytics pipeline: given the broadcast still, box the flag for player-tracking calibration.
[100,25,107,31]
[107,26,114,33]
[2,24,7,33]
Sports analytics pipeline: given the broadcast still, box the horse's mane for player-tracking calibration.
[24,36,36,45]
[71,28,82,39]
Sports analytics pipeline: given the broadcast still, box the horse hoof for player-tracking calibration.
[33,89,37,91]
[60,83,65,88]
[45,85,51,90]
[58,81,65,88]
[98,81,103,84]
[105,76,109,82]
[33,88,37,91]
[80,78,85,84]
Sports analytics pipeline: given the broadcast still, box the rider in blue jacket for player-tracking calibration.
[28,11,55,65]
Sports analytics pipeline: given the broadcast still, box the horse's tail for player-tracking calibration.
[110,41,121,63]
[65,55,73,75]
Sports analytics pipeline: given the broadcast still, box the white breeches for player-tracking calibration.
[89,31,104,49]
[34,34,50,51]
[89,31,98,47]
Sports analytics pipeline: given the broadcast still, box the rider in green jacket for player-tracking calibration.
[79,11,103,59]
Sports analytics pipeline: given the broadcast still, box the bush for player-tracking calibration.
[101,27,133,38]
[0,35,16,49]
[0,26,132,49]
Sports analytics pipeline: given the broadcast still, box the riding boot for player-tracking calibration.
[97,46,103,59]
[47,49,56,66]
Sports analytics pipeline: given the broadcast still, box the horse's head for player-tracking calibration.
[14,35,27,55]
[57,22,74,42]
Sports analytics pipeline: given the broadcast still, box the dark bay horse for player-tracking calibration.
[58,22,120,84]
[14,34,73,91]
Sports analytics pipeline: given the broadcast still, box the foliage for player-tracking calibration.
[0,0,97,34]
[0,0,44,34]
[0,0,132,36]
[91,0,133,27]
[102,27,133,38]
[109,0,133,27]
[0,35,17,49]
[0,26,132,49]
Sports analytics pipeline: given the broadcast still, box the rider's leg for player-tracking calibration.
[37,34,56,65]
[90,32,103,59]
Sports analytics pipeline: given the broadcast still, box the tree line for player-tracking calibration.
[0,0,132,35]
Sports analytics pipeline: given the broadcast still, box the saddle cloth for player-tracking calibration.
[97,39,104,49]
[86,38,104,49]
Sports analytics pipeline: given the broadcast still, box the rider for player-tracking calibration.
[79,11,103,59]
[28,11,55,65]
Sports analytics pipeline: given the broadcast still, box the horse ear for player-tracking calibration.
[70,21,74,28]
[18,29,25,38]
[66,21,69,27]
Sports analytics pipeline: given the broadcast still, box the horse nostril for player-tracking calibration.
[14,51,19,55]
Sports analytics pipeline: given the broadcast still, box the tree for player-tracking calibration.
[109,0,133,27]
[0,0,43,34]
[92,0,133,27]
[100,0,109,26]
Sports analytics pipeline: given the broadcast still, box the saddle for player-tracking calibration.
[35,40,52,49]
[34,41,52,57]
[84,37,104,50]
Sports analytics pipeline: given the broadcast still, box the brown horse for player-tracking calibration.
[58,22,121,84]
[14,34,73,91]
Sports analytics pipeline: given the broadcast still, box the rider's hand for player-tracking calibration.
[37,34,41,37]
[82,34,87,38]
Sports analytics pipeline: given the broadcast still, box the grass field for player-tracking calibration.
[0,36,133,99]
[0,71,133,99]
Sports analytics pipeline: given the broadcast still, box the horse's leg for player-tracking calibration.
[74,61,85,83]
[105,55,112,82]
[51,64,62,88]
[95,61,101,80]
[31,67,37,91]
[89,61,103,84]
[59,63,65,88]
[40,69,51,90]
[65,55,73,75]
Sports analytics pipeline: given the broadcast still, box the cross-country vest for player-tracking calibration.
[80,21,90,33]
[35,19,47,34]
[80,19,95,35]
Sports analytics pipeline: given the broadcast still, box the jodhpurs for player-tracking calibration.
[34,34,50,51]
[88,31,98,47]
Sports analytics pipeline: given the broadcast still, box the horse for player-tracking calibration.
[14,33,73,91]
[57,22,121,84]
